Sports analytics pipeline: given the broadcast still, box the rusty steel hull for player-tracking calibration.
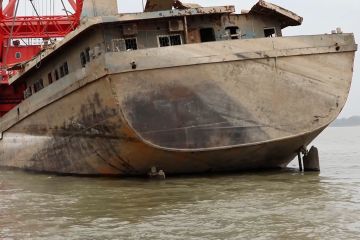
[0,34,356,175]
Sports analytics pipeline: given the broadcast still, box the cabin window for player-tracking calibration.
[170,35,182,46]
[158,36,170,47]
[60,65,65,78]
[55,69,59,80]
[225,26,240,39]
[33,79,44,93]
[200,28,216,42]
[24,87,32,99]
[158,34,182,47]
[80,52,86,67]
[48,72,53,84]
[63,62,69,75]
[264,27,276,37]
[125,38,138,50]
[80,49,90,66]
[112,39,125,52]
[15,52,22,59]
[85,48,91,62]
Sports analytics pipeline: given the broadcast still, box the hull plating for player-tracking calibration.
[0,34,356,175]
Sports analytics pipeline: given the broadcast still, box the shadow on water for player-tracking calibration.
[0,167,326,222]
[1,136,360,240]
[1,127,360,239]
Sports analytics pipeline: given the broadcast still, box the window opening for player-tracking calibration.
[33,79,44,93]
[170,35,182,46]
[63,62,69,75]
[85,48,91,62]
[48,72,53,84]
[24,87,32,99]
[225,26,240,39]
[80,52,86,67]
[55,69,59,80]
[264,27,276,37]
[112,39,125,52]
[60,66,65,78]
[158,35,182,47]
[159,36,170,47]
[125,38,138,50]
[200,28,216,42]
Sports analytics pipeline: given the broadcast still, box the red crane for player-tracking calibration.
[0,0,83,116]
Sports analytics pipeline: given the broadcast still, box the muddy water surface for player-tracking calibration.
[1,127,360,239]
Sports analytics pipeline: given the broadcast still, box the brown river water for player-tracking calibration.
[1,126,360,239]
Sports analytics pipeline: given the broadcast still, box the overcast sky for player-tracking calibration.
[117,0,360,118]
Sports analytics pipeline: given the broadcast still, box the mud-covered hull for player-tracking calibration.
[0,34,356,175]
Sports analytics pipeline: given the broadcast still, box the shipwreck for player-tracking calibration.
[0,0,357,175]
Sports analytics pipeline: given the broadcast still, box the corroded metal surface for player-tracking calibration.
[145,0,202,12]
[250,0,303,27]
[7,5,236,86]
[81,0,118,17]
[145,0,174,12]
[0,34,356,175]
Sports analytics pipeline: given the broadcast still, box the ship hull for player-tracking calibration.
[0,34,356,175]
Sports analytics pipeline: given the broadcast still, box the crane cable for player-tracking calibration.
[3,0,20,69]
[29,0,49,68]
[60,0,75,31]
[29,0,51,39]
[60,0,69,17]
[29,0,41,20]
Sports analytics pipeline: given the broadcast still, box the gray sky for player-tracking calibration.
[118,0,360,118]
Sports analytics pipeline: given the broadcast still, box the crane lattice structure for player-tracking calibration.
[0,0,83,116]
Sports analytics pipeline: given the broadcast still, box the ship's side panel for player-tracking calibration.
[24,26,105,91]
[0,78,135,175]
[0,34,356,175]
[0,70,328,175]
[109,52,353,150]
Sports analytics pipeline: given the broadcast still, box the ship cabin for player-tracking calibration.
[1,0,302,120]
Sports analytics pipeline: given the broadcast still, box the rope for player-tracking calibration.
[3,0,20,69]
[29,0,41,18]
[61,0,75,32]
[29,0,51,40]
[28,0,50,69]
[61,0,72,17]
[60,0,70,17]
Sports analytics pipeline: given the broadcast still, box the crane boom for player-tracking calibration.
[0,0,83,116]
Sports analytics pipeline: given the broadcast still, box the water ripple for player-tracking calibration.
[1,127,360,239]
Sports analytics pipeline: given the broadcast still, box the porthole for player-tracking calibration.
[15,52,21,59]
